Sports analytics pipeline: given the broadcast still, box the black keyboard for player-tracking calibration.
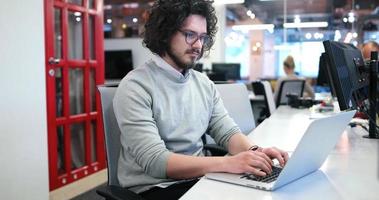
[240,166,282,183]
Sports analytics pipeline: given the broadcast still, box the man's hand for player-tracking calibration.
[261,147,289,167]
[223,147,289,177]
[224,151,274,176]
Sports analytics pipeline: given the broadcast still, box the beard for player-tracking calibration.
[166,46,203,70]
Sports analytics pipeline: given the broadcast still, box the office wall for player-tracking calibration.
[200,4,226,70]
[0,0,49,199]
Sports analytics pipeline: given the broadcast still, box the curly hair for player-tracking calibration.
[143,0,218,56]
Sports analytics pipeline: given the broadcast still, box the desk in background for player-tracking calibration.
[180,106,379,200]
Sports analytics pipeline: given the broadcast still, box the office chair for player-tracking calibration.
[275,79,305,107]
[216,83,256,133]
[203,83,256,155]
[96,84,145,200]
[251,81,276,123]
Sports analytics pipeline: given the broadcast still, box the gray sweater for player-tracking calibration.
[113,56,240,193]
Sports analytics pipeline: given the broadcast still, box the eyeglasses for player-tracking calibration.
[178,30,211,48]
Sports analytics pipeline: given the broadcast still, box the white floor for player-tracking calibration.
[49,169,107,200]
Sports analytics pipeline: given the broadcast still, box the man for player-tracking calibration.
[361,41,379,60]
[113,1,288,199]
[274,55,315,102]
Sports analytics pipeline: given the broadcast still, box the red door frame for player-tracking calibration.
[44,0,105,190]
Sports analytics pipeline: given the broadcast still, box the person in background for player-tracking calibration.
[274,55,315,102]
[361,41,379,60]
[113,0,288,199]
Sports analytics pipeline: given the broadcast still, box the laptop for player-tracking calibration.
[205,110,356,191]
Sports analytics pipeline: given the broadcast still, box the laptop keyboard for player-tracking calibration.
[240,166,282,183]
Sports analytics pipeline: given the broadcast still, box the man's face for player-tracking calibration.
[362,44,379,60]
[164,14,207,71]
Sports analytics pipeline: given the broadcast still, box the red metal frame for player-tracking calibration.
[44,0,105,190]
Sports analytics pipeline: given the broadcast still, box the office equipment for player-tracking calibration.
[275,79,305,107]
[211,63,241,81]
[181,107,379,200]
[207,72,227,82]
[97,84,145,200]
[323,40,378,138]
[323,41,369,111]
[316,53,332,92]
[105,50,134,80]
[286,94,321,108]
[193,63,203,72]
[205,110,355,191]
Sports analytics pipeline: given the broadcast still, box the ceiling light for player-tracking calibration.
[232,24,275,32]
[344,32,353,43]
[334,30,341,41]
[348,16,355,23]
[313,32,324,39]
[294,15,301,24]
[214,0,244,5]
[255,42,261,47]
[347,11,355,23]
[305,33,312,39]
[246,10,253,16]
[283,21,328,28]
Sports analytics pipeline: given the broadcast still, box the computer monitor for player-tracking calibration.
[211,63,241,81]
[105,50,134,79]
[317,53,330,87]
[323,40,369,111]
[193,63,203,72]
[316,53,333,93]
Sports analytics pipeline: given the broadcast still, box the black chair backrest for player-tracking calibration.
[251,81,277,121]
[276,79,305,107]
[252,81,265,96]
[98,84,121,186]
[252,81,270,117]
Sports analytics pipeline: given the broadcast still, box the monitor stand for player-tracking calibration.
[363,52,379,139]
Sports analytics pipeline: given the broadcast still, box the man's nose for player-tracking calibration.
[192,38,203,49]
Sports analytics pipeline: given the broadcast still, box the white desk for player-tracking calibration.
[180,106,379,200]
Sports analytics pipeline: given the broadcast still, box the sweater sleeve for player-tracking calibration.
[207,83,241,150]
[113,78,171,179]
